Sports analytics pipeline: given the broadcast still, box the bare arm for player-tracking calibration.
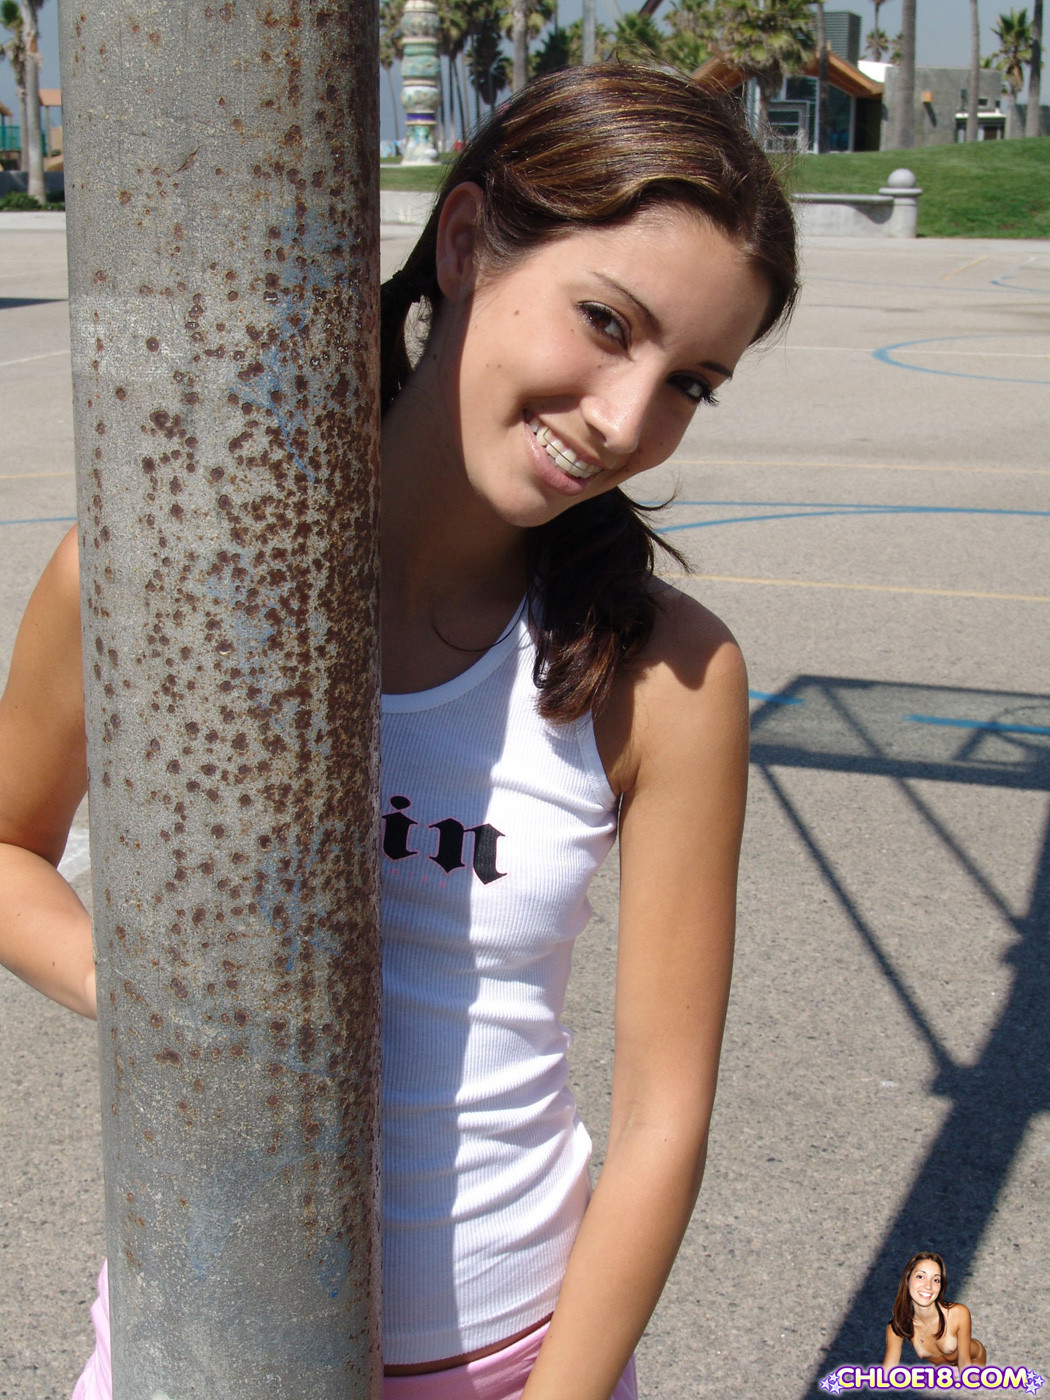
[953,1304,975,1369]
[0,527,95,1017]
[884,1323,904,1369]
[522,592,747,1400]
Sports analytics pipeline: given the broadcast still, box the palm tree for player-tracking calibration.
[815,0,830,153]
[865,0,902,60]
[991,8,1032,136]
[612,10,667,62]
[1023,0,1042,133]
[1,0,27,175]
[468,0,510,114]
[534,14,616,68]
[438,0,471,143]
[662,0,712,73]
[510,0,529,90]
[19,0,45,203]
[499,0,553,86]
[379,0,406,146]
[864,25,893,58]
[532,15,613,69]
[706,0,816,134]
[967,0,981,140]
[893,0,917,146]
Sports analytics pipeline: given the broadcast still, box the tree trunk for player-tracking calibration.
[1025,0,1043,134]
[21,1,45,203]
[894,0,917,147]
[816,0,829,152]
[17,84,28,173]
[966,0,980,141]
[454,53,468,144]
[582,0,596,63]
[757,81,771,143]
[512,0,529,90]
[1005,87,1018,137]
[387,64,401,143]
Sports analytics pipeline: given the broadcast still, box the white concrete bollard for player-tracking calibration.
[880,168,923,239]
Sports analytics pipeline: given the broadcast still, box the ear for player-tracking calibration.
[434,182,484,304]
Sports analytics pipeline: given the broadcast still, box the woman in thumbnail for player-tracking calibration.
[883,1252,987,1373]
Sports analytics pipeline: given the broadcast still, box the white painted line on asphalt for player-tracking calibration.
[662,573,1050,603]
[670,458,1047,476]
[0,469,73,480]
[940,255,989,279]
[0,349,69,368]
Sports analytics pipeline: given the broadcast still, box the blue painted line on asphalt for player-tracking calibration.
[657,502,1050,532]
[990,264,1050,295]
[872,334,1050,385]
[749,691,803,705]
[0,514,76,527]
[660,507,889,531]
[905,714,1050,737]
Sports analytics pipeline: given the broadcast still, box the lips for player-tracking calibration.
[526,414,602,481]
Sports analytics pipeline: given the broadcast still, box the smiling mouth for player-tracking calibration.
[527,414,602,481]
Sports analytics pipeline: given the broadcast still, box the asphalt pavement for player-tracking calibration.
[2,217,1049,1399]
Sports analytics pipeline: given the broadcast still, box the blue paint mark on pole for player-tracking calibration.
[653,501,1050,534]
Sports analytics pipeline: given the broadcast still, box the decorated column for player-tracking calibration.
[401,0,441,164]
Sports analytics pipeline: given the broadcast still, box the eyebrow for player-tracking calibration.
[591,272,734,381]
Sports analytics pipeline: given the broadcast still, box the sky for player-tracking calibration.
[0,0,1016,146]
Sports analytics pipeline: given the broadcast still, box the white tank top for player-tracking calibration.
[380,604,618,1364]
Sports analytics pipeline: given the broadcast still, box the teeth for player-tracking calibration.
[528,415,601,480]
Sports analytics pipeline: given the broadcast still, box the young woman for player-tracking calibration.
[883,1253,987,1373]
[0,65,797,1400]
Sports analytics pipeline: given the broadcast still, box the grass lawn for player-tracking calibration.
[380,161,448,193]
[380,138,1050,238]
[784,139,1050,238]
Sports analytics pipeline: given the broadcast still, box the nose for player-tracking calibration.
[579,368,659,462]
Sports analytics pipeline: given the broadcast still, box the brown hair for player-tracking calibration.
[381,65,799,721]
[890,1253,950,1341]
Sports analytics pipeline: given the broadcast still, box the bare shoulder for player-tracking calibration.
[639,578,743,676]
[0,527,86,859]
[12,526,81,644]
[597,580,748,796]
[948,1302,972,1326]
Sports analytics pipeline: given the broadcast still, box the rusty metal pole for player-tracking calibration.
[57,2,381,1395]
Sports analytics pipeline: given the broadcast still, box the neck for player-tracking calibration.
[380,362,531,622]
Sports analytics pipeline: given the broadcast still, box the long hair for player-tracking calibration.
[381,65,799,721]
[890,1253,950,1341]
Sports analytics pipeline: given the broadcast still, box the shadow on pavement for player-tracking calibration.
[0,296,67,311]
[748,678,1050,1399]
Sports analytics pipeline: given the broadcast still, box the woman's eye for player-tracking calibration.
[672,375,718,408]
[580,302,628,346]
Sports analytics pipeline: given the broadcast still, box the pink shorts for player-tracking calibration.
[72,1262,638,1400]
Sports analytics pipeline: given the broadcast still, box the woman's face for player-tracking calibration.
[430,190,772,530]
[908,1260,943,1308]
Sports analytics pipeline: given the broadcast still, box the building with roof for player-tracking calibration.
[693,45,885,153]
[691,9,1029,152]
